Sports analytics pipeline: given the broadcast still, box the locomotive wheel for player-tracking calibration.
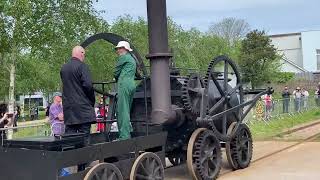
[225,123,253,170]
[84,163,123,180]
[130,152,164,180]
[187,128,222,180]
[167,151,186,166]
[225,122,238,169]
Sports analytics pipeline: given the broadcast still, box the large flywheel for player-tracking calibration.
[187,128,222,180]
[203,55,244,141]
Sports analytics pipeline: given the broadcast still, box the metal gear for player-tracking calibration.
[182,73,205,115]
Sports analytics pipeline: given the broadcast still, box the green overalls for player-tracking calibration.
[114,53,136,140]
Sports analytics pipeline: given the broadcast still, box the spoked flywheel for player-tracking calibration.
[203,55,244,141]
[182,73,205,115]
[187,128,222,180]
[226,123,253,170]
[84,163,124,180]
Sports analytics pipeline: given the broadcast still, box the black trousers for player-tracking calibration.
[65,123,91,134]
[65,123,91,171]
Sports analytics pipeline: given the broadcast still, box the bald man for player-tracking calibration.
[60,45,95,135]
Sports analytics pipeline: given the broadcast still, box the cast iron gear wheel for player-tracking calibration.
[226,123,253,170]
[182,73,205,115]
[187,128,222,180]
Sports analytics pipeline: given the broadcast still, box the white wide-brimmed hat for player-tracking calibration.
[115,41,133,52]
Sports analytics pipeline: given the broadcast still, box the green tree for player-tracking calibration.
[0,0,108,106]
[238,30,281,88]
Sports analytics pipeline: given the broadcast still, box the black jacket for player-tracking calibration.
[60,57,96,125]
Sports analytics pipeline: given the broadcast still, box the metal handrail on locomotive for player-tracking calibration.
[0,0,273,180]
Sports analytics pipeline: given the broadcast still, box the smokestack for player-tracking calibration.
[146,0,172,124]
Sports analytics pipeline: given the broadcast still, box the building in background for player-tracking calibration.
[270,30,320,73]
[18,92,48,109]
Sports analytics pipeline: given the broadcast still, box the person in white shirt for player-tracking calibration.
[301,88,309,109]
[292,87,302,112]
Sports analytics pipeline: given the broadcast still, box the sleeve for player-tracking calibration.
[49,106,59,122]
[114,56,127,81]
[80,64,95,106]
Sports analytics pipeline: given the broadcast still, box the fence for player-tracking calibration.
[0,123,50,146]
[246,96,320,124]
[1,96,320,144]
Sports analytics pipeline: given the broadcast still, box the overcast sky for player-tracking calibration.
[94,0,320,35]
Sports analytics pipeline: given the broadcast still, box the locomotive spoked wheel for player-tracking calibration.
[226,123,253,170]
[84,163,123,180]
[130,152,164,180]
[187,128,222,180]
[168,151,186,166]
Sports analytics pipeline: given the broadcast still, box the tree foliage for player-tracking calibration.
[0,0,108,99]
[238,30,281,88]
[0,5,241,100]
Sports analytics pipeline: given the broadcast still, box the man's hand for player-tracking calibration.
[2,113,8,120]
[58,113,64,121]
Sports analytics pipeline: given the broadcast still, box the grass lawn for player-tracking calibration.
[12,123,51,138]
[249,109,320,140]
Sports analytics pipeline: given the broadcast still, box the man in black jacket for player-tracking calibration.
[60,45,95,135]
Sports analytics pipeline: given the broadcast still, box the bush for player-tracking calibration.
[273,72,295,84]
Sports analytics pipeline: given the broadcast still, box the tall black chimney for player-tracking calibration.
[146,0,172,124]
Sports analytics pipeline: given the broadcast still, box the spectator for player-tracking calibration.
[0,103,13,143]
[264,94,272,120]
[34,106,39,120]
[315,83,320,106]
[301,88,309,109]
[49,92,64,136]
[45,103,51,121]
[293,87,302,112]
[281,86,290,113]
[15,105,20,121]
[13,105,19,133]
[30,106,35,120]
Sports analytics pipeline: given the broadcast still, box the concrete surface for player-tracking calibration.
[220,142,320,180]
[165,141,299,179]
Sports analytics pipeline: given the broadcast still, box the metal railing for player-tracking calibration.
[0,123,50,145]
[246,96,319,124]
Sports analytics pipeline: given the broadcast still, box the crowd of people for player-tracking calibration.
[261,84,320,119]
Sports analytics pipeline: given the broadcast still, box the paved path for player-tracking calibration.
[165,141,297,179]
[220,141,320,180]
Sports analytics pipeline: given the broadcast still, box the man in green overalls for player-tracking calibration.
[114,41,136,140]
